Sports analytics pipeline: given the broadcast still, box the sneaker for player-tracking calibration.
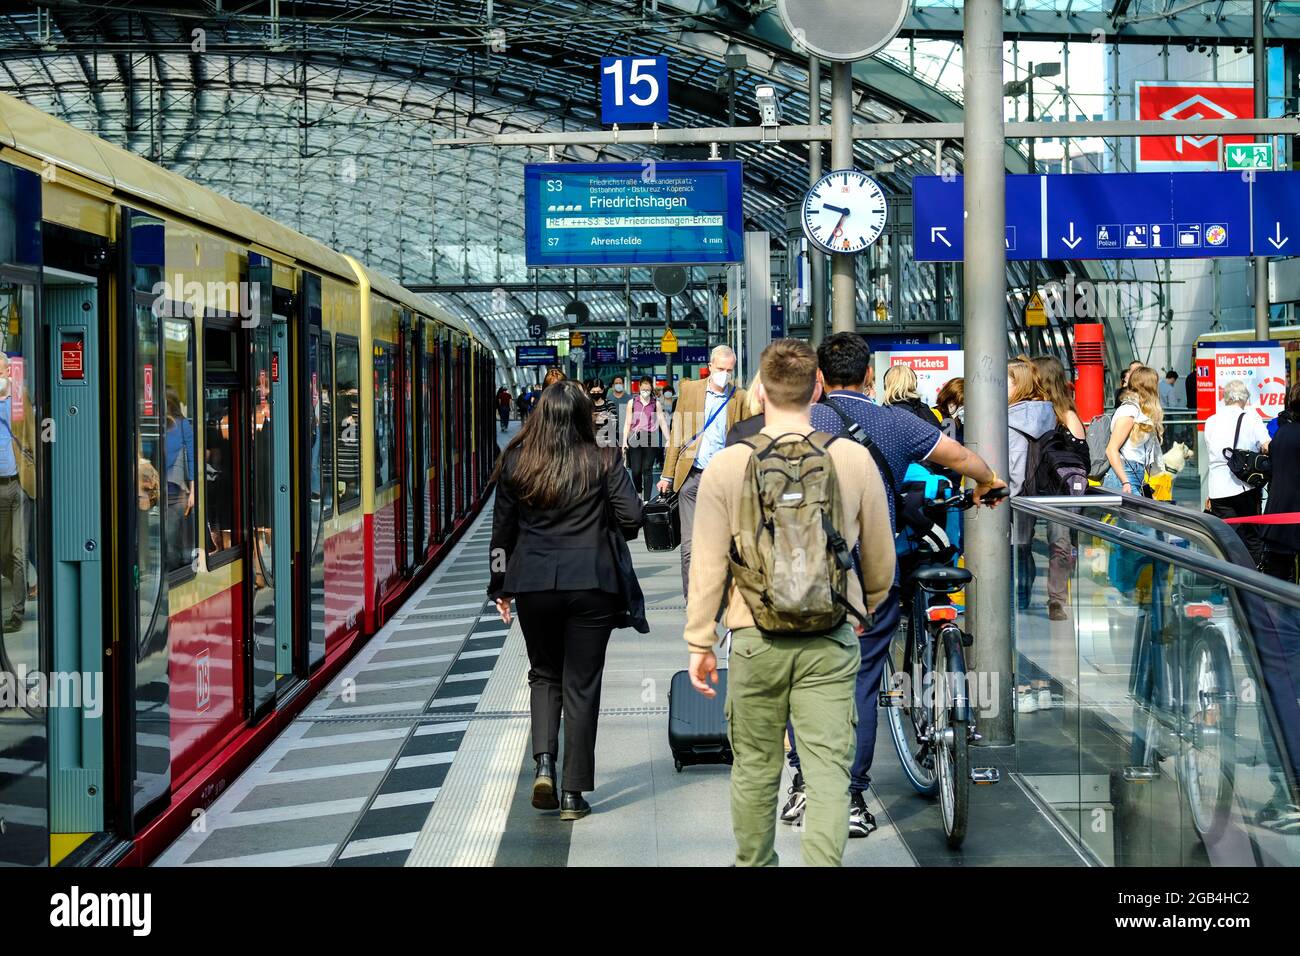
[1257,800,1300,834]
[849,792,877,838]
[1048,601,1069,622]
[779,772,806,825]
[1016,689,1038,714]
[1037,687,1054,711]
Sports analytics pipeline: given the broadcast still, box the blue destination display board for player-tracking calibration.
[912,170,1288,262]
[589,346,619,364]
[524,162,745,268]
[516,345,558,367]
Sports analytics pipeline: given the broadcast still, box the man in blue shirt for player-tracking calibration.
[781,332,1005,838]
[0,352,28,632]
[657,345,750,596]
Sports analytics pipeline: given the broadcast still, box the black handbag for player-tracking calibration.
[1223,412,1271,489]
[642,492,681,552]
[602,469,650,634]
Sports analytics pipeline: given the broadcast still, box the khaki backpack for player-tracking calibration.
[729,431,871,636]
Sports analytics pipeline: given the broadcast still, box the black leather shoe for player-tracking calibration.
[559,791,590,821]
[532,754,558,810]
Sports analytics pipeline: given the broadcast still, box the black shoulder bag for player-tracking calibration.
[601,467,650,633]
[1223,411,1271,489]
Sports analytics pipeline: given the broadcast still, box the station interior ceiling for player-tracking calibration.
[1,1,1293,368]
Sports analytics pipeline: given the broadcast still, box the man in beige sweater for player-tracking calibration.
[684,339,895,867]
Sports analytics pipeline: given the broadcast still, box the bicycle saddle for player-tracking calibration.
[913,565,972,590]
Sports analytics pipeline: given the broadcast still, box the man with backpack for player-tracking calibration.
[774,333,1004,838]
[684,339,896,866]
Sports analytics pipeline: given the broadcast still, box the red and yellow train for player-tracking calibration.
[0,93,497,866]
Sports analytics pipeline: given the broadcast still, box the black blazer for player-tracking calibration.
[1265,421,1300,554]
[488,447,644,599]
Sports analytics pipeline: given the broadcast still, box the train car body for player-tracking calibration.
[0,93,496,867]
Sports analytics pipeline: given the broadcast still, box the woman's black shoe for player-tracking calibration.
[559,791,590,821]
[532,754,558,810]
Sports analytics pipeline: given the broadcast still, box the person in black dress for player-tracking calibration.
[488,380,643,820]
[1264,384,1300,583]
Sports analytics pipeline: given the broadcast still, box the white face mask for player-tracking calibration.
[0,376,9,393]
[613,383,624,394]
[710,369,730,390]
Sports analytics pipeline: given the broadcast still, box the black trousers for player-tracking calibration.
[626,444,657,500]
[516,588,619,792]
[1207,487,1264,567]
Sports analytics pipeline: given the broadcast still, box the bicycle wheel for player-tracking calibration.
[1181,626,1236,841]
[883,634,938,797]
[934,636,970,848]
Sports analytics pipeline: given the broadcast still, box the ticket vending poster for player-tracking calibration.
[1195,341,1286,428]
[876,344,964,407]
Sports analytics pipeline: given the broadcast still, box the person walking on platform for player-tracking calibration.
[1204,378,1271,567]
[778,332,1003,836]
[488,380,644,821]
[657,345,750,596]
[496,386,512,432]
[622,375,669,501]
[685,339,896,867]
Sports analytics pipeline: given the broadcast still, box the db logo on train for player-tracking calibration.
[1256,376,1287,417]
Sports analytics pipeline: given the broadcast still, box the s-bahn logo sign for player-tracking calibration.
[1136,81,1254,170]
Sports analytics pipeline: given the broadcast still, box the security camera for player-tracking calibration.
[755,85,780,128]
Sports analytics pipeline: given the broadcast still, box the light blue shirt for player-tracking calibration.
[694,386,731,471]
[0,397,16,477]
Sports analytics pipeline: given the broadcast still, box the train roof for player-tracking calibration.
[0,92,469,337]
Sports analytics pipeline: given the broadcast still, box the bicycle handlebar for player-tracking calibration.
[924,486,1010,512]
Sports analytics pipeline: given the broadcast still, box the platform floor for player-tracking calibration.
[157,484,1085,867]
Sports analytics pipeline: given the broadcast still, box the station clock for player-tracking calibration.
[801,169,888,255]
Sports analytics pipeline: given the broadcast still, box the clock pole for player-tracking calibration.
[808,55,826,347]
[830,61,856,333]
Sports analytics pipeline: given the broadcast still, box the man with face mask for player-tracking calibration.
[657,345,751,596]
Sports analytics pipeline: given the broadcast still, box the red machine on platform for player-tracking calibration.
[1072,323,1106,422]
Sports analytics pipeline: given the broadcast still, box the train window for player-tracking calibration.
[373,343,398,489]
[203,324,243,563]
[321,335,334,518]
[163,318,197,578]
[335,336,361,511]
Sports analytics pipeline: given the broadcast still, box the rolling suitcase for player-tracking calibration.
[643,492,681,552]
[668,667,732,771]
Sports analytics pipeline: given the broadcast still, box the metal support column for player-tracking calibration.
[963,0,1014,746]
[1254,0,1271,338]
[830,61,856,333]
[808,56,827,346]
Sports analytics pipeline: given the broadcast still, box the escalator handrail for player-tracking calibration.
[1082,485,1258,572]
[1012,496,1300,607]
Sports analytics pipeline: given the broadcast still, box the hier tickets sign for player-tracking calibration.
[1136,81,1254,171]
[1196,341,1286,424]
[876,345,963,408]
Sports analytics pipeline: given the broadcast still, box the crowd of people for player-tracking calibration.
[483,335,1300,864]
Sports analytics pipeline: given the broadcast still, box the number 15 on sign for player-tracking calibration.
[600,56,669,125]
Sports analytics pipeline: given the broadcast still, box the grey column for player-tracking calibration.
[830,60,856,333]
[1254,0,1270,338]
[962,0,1014,745]
[809,56,827,347]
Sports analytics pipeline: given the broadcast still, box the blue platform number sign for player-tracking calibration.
[600,56,669,125]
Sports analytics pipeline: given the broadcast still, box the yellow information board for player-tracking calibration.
[1025,292,1047,328]
[660,329,679,353]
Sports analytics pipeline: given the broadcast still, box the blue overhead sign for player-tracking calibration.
[516,345,558,367]
[913,170,1291,262]
[600,56,669,125]
[525,162,744,268]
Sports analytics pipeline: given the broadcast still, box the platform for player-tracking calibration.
[156,490,1086,868]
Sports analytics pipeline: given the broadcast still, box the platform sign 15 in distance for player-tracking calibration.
[524,161,745,268]
[600,56,669,125]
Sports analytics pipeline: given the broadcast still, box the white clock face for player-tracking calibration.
[802,169,888,255]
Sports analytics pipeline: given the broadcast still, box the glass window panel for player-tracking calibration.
[335,337,361,509]
[163,319,197,575]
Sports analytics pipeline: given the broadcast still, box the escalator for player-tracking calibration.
[1010,490,1300,866]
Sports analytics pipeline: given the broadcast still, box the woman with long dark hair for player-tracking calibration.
[488,380,644,820]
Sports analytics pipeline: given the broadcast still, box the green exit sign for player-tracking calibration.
[1225,143,1274,170]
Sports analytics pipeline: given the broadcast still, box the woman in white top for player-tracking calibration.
[1203,378,1271,566]
[1104,365,1164,496]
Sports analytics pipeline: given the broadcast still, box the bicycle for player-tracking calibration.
[880,486,1007,849]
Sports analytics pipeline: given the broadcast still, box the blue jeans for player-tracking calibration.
[787,586,901,795]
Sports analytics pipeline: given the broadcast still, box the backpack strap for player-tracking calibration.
[824,397,899,494]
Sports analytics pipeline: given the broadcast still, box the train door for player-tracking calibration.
[399,312,421,572]
[246,262,280,716]
[298,273,327,670]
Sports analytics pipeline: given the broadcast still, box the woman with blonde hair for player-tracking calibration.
[725,370,769,446]
[882,364,940,426]
[1030,355,1086,440]
[1104,364,1164,496]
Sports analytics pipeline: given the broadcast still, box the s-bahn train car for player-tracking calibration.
[0,93,497,867]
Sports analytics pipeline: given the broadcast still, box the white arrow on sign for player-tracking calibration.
[931,226,952,247]
[1061,222,1082,250]
[1270,222,1289,250]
